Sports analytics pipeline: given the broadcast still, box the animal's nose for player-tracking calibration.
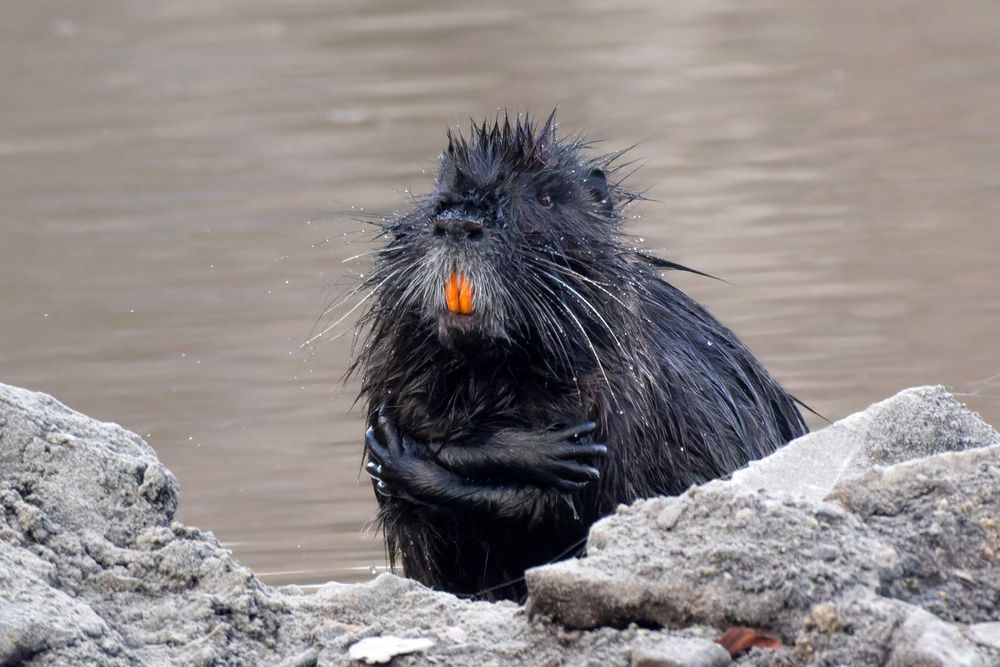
[432,216,484,241]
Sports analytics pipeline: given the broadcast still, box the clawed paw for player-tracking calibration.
[365,407,450,505]
[365,408,608,501]
[365,408,415,501]
[536,421,608,492]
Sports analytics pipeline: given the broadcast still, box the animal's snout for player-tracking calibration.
[432,215,484,242]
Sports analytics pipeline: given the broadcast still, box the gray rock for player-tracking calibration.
[0,382,729,666]
[728,385,1000,501]
[784,597,987,667]
[630,635,731,667]
[527,386,999,665]
[827,445,1000,623]
[887,608,984,667]
[347,636,434,664]
[2,382,998,666]
[527,491,900,634]
[967,622,1000,650]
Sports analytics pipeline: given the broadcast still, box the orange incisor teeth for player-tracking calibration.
[445,271,474,315]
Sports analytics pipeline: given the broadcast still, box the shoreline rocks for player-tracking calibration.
[2,383,998,665]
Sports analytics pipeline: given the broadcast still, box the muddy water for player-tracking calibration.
[2,0,999,586]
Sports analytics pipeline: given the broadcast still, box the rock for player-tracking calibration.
[727,386,1000,501]
[347,636,435,664]
[788,597,970,667]
[527,386,999,665]
[886,608,984,667]
[630,635,732,667]
[827,445,1000,623]
[526,491,899,634]
[0,383,715,665]
[967,621,1000,651]
[967,622,1000,650]
[2,382,998,666]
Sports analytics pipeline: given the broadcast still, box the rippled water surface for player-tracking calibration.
[2,0,999,585]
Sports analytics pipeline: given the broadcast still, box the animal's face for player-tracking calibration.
[364,114,630,347]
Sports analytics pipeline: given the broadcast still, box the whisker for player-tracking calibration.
[302,287,379,347]
[304,266,408,349]
[526,258,629,363]
[341,247,397,264]
[531,256,632,310]
[544,272,629,361]
[532,276,617,403]
[519,274,579,386]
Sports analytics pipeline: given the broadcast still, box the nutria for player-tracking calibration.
[350,112,807,602]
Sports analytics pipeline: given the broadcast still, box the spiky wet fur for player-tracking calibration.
[350,112,807,601]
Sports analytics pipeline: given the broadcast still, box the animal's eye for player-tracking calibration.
[536,193,553,208]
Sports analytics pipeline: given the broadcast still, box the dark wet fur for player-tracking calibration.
[349,112,807,601]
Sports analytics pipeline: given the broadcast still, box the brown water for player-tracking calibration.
[2,0,999,587]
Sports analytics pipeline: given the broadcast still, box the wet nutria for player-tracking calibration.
[350,112,807,601]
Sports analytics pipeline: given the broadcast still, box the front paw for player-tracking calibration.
[365,407,410,500]
[365,407,450,506]
[532,421,608,492]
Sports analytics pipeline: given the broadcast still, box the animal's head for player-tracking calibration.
[358,112,639,355]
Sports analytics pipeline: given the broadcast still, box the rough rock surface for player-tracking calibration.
[1,383,998,666]
[527,387,1000,665]
[727,385,1000,500]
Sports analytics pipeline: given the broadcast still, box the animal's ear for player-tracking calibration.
[586,168,614,216]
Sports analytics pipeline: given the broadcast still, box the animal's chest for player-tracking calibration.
[387,360,577,444]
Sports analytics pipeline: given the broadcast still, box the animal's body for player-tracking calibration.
[351,113,807,601]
